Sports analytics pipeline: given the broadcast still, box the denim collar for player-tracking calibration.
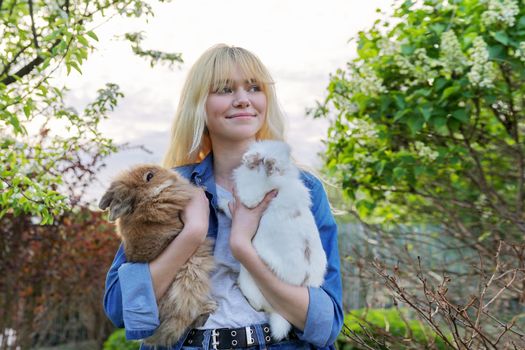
[191,152,213,183]
[191,152,217,208]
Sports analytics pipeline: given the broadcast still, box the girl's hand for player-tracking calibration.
[229,189,278,259]
[180,188,210,243]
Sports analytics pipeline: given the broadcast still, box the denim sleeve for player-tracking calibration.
[294,175,344,348]
[103,244,160,340]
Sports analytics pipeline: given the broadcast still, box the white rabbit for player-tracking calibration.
[218,140,327,341]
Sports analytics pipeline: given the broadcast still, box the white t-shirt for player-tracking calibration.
[200,184,268,329]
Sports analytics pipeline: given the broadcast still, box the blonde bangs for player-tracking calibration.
[209,47,274,94]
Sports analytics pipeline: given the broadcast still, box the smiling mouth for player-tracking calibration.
[226,113,256,119]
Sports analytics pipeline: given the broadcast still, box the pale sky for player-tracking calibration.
[55,0,393,200]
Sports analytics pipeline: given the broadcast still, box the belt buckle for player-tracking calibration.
[245,326,254,346]
[211,329,220,350]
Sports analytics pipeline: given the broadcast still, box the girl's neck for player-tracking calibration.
[211,139,254,191]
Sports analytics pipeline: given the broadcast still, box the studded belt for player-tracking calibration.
[183,324,279,349]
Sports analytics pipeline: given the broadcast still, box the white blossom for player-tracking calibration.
[345,118,378,139]
[474,194,493,219]
[394,48,438,85]
[346,64,386,96]
[481,0,520,27]
[467,37,498,88]
[394,54,413,75]
[353,152,375,164]
[412,141,439,161]
[439,31,467,75]
[378,38,399,56]
[513,42,525,62]
[346,103,359,115]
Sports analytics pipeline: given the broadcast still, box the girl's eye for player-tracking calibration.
[248,84,261,92]
[217,86,233,94]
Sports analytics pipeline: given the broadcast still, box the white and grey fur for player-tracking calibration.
[218,140,327,341]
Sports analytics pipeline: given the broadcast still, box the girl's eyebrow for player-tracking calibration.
[223,78,258,85]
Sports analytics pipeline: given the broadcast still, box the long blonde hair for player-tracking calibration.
[162,44,286,168]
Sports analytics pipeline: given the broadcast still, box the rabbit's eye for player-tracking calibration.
[145,172,154,182]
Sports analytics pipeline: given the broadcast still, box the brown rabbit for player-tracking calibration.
[99,164,216,347]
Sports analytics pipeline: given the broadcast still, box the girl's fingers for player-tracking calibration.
[258,189,278,212]
[231,188,277,213]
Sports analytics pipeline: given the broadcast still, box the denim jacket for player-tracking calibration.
[103,153,343,349]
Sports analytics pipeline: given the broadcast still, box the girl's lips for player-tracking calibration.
[226,113,256,119]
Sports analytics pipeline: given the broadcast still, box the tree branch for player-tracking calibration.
[28,0,39,49]
[8,0,16,17]
[1,0,122,86]
[498,65,525,215]
[1,55,44,86]
[459,126,525,231]
[0,43,32,78]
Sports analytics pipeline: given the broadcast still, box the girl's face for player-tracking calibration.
[205,67,267,144]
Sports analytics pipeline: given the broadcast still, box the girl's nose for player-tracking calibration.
[233,89,251,108]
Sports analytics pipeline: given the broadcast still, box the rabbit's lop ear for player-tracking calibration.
[99,189,114,211]
[108,197,134,221]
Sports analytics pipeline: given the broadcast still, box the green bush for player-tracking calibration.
[103,329,141,350]
[336,308,450,350]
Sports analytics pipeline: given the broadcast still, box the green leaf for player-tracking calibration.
[394,109,410,122]
[380,95,391,112]
[440,85,460,101]
[70,61,82,74]
[518,16,525,30]
[451,108,469,123]
[401,44,415,55]
[488,44,505,60]
[393,167,407,180]
[492,31,509,46]
[434,78,448,91]
[376,160,387,176]
[478,231,491,242]
[414,165,426,176]
[77,34,89,46]
[485,95,497,104]
[394,94,406,109]
[414,88,431,98]
[9,115,24,134]
[419,105,432,121]
[407,115,424,134]
[23,104,31,118]
[429,23,445,34]
[431,116,447,131]
[87,31,99,41]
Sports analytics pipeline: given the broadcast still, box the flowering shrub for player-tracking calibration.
[314,0,525,236]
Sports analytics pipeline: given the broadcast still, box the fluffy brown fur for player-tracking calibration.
[99,164,216,347]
